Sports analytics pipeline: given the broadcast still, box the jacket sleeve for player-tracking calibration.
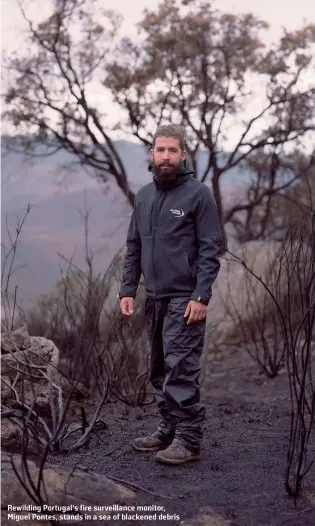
[190,186,223,305]
[119,204,142,299]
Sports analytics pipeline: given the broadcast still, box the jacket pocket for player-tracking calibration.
[141,236,156,295]
[185,245,198,278]
[155,235,194,294]
[184,248,190,273]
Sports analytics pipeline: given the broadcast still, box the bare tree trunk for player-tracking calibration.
[212,166,226,251]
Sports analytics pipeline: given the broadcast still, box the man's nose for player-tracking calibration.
[162,150,171,161]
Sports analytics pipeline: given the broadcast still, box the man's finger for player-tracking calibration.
[126,304,134,315]
[121,300,134,316]
[187,308,207,324]
[184,302,191,318]
[187,309,197,325]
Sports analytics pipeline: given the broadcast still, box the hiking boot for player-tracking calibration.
[132,431,171,452]
[155,438,201,465]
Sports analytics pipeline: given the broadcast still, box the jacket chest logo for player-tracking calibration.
[170,208,185,218]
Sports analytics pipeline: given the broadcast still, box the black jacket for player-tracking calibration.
[119,158,222,305]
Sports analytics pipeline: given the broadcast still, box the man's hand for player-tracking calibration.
[184,300,207,325]
[120,297,134,316]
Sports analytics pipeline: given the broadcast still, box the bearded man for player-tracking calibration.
[119,124,222,465]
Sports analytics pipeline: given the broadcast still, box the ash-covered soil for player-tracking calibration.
[48,347,315,526]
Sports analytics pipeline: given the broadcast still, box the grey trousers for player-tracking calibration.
[145,297,206,455]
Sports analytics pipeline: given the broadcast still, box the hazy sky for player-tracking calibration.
[1,0,314,145]
[2,0,315,50]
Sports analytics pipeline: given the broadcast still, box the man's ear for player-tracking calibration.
[150,149,154,161]
[182,150,187,161]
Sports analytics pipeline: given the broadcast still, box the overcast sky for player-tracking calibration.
[2,0,315,50]
[1,0,314,145]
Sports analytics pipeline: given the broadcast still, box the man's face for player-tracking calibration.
[150,136,186,177]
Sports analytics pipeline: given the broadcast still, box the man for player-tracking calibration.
[119,124,222,465]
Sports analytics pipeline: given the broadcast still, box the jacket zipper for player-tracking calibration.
[152,190,166,298]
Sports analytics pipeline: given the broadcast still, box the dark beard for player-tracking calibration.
[152,163,181,185]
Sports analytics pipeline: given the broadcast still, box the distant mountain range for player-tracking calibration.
[1,136,250,308]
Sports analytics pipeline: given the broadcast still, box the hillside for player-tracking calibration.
[1,137,249,307]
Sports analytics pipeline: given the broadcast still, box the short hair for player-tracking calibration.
[152,124,185,151]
